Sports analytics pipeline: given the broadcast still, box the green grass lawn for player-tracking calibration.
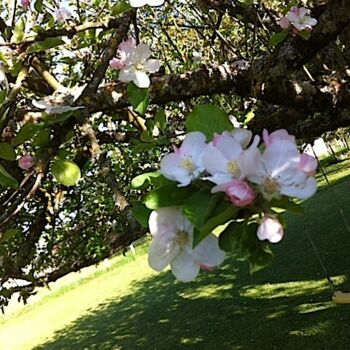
[1,161,350,350]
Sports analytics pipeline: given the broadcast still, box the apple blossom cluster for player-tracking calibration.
[279,6,317,32]
[146,128,318,281]
[110,38,160,88]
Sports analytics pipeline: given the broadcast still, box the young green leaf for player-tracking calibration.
[127,82,149,115]
[0,143,16,161]
[269,31,289,46]
[0,164,18,188]
[12,123,43,146]
[185,104,233,139]
[51,159,81,186]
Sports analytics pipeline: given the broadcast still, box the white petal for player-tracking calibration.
[134,70,150,88]
[119,66,136,83]
[129,0,147,7]
[47,105,84,114]
[202,144,229,179]
[133,43,151,63]
[32,99,50,109]
[193,234,225,267]
[147,0,164,6]
[148,207,182,237]
[181,132,207,160]
[171,250,200,282]
[215,134,242,161]
[160,153,191,185]
[148,238,179,272]
[280,177,317,200]
[144,59,160,73]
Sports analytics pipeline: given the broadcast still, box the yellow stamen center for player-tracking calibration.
[227,160,241,177]
[177,231,189,248]
[263,177,280,194]
[180,157,196,172]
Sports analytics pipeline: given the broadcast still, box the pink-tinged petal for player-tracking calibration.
[290,7,299,15]
[133,43,151,63]
[298,7,310,17]
[119,66,136,83]
[193,234,225,267]
[109,58,125,70]
[147,0,165,6]
[257,216,284,243]
[18,155,34,170]
[265,129,296,146]
[286,11,299,23]
[21,0,30,8]
[280,177,317,200]
[232,128,252,148]
[129,0,147,7]
[118,37,137,52]
[298,153,317,176]
[279,16,290,29]
[133,70,150,88]
[171,250,200,282]
[144,59,161,73]
[148,238,180,272]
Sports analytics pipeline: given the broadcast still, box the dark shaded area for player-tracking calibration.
[34,180,350,350]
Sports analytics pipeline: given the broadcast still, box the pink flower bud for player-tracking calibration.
[109,58,125,70]
[263,129,296,147]
[279,16,290,29]
[18,155,34,170]
[224,179,255,207]
[298,153,317,176]
[21,0,30,8]
[257,216,284,243]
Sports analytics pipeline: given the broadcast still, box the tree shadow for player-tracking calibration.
[33,181,350,350]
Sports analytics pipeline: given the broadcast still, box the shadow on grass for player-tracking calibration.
[34,182,350,350]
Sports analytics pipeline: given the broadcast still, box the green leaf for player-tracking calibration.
[127,82,149,115]
[183,190,222,230]
[155,109,166,131]
[11,16,26,43]
[0,143,16,161]
[0,164,18,188]
[12,123,43,146]
[0,228,21,243]
[269,31,289,46]
[185,104,233,139]
[219,221,246,252]
[132,203,152,228]
[0,90,7,104]
[34,0,44,13]
[51,159,81,186]
[195,203,238,246]
[144,184,194,210]
[32,129,51,147]
[28,37,65,54]
[299,30,311,41]
[131,171,161,189]
[111,1,132,16]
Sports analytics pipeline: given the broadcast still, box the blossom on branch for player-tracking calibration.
[241,130,317,200]
[20,0,30,8]
[279,6,317,32]
[160,132,207,187]
[148,207,225,282]
[110,40,160,88]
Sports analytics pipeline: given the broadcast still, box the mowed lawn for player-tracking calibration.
[1,160,350,350]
